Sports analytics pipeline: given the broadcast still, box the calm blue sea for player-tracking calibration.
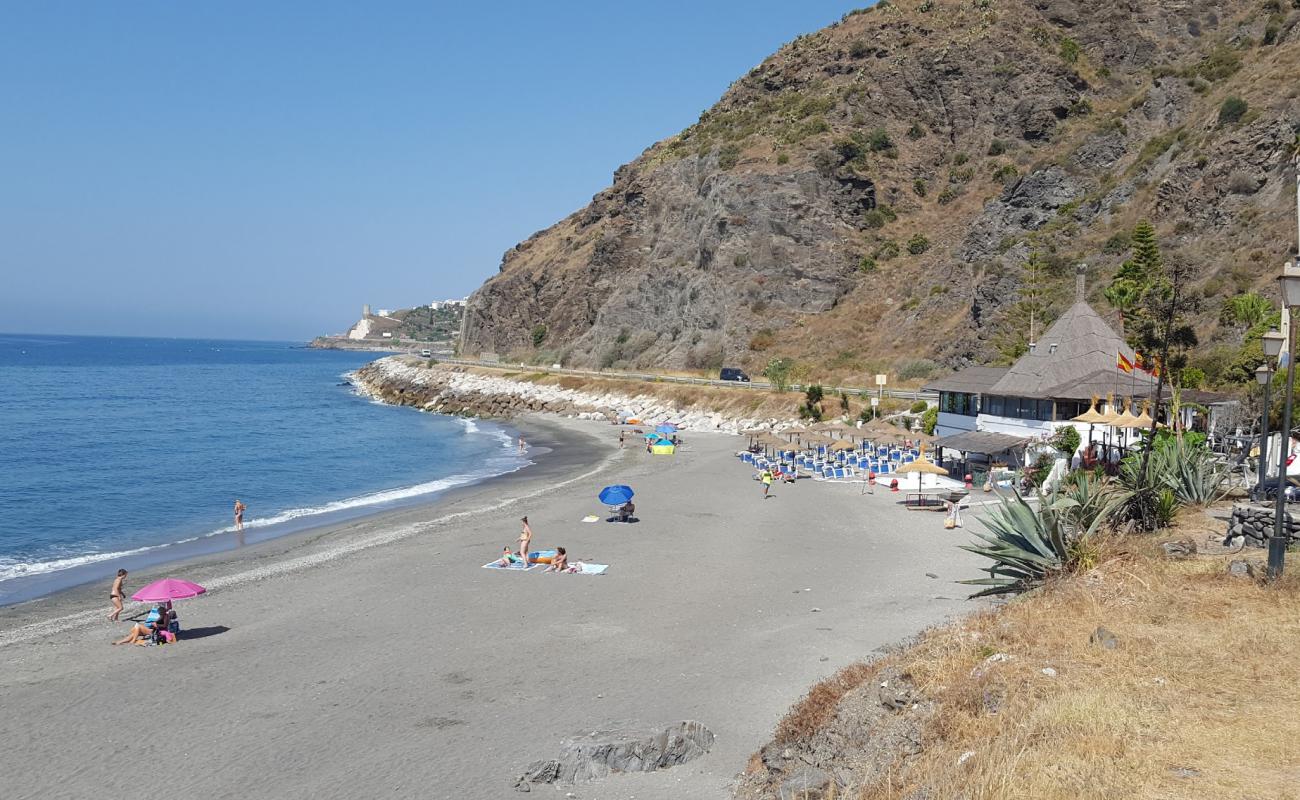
[0,334,524,605]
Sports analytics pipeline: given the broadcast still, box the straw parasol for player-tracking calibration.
[909,429,938,445]
[828,439,858,451]
[1071,395,1105,424]
[860,419,902,439]
[895,446,950,495]
[781,425,813,440]
[1096,393,1123,425]
[1112,398,1142,429]
[1131,400,1155,429]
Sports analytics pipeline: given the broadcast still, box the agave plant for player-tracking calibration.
[960,487,1112,598]
[1163,442,1229,506]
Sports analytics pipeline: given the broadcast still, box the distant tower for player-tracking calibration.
[363,303,372,318]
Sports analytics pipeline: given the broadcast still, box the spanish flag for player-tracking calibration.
[1117,352,1134,373]
[1135,351,1161,378]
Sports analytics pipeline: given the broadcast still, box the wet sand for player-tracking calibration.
[0,415,985,799]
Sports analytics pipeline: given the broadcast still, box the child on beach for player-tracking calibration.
[494,546,523,567]
[107,569,127,621]
[544,547,568,572]
[760,469,773,498]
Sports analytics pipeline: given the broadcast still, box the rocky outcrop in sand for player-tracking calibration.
[515,720,715,790]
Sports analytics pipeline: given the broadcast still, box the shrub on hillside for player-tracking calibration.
[907,233,931,255]
[909,399,928,414]
[1218,96,1248,126]
[531,324,548,348]
[897,358,939,381]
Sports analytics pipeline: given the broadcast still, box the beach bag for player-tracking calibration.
[944,517,957,530]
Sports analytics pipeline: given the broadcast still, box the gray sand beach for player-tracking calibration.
[0,415,984,799]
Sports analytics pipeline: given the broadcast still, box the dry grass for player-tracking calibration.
[761,511,1300,800]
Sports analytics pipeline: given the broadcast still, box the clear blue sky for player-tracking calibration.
[1,1,859,341]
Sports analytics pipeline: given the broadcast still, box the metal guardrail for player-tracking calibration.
[426,357,936,404]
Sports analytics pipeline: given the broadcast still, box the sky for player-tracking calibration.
[0,1,861,341]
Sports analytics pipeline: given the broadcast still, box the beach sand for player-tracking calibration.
[0,416,985,799]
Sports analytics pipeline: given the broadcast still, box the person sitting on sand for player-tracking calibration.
[544,547,568,572]
[493,546,523,567]
[113,605,169,646]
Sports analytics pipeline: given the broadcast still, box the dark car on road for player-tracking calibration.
[720,368,750,382]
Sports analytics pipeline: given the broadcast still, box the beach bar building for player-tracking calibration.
[925,267,1232,472]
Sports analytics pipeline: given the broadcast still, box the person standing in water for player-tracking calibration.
[234,499,247,530]
[518,435,526,455]
[107,569,127,621]
[518,516,533,566]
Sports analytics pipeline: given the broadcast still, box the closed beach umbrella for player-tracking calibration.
[598,485,635,505]
[131,578,207,603]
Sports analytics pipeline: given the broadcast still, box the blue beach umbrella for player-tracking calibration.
[656,423,677,434]
[599,485,635,505]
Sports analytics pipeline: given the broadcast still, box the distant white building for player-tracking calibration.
[429,298,467,310]
[377,309,391,317]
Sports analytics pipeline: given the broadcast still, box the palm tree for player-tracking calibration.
[1103,280,1142,334]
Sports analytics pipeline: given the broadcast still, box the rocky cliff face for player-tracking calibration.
[462,0,1300,380]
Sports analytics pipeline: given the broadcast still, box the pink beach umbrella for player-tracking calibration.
[131,578,207,603]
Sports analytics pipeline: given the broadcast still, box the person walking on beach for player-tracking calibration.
[760,468,774,499]
[233,499,247,531]
[518,516,534,566]
[518,435,526,455]
[107,569,127,621]
[619,431,625,449]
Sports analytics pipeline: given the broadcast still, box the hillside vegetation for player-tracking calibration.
[461,0,1300,394]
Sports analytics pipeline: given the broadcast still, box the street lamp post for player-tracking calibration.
[1256,364,1274,501]
[1258,329,1285,501]
[1270,263,1300,579]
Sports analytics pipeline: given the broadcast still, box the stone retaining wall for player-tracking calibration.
[351,357,787,434]
[1227,503,1300,548]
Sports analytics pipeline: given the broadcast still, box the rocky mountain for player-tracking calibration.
[460,0,1300,385]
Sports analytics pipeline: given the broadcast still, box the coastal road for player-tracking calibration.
[0,417,981,799]
[437,357,937,403]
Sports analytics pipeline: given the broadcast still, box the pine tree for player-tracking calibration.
[1107,220,1163,347]
[1115,220,1162,285]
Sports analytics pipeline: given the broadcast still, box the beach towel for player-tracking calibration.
[571,563,608,575]
[582,515,600,523]
[481,561,540,571]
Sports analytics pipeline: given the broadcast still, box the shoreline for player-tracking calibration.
[0,411,985,799]
[0,414,616,643]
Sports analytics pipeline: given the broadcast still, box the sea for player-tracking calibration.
[0,334,526,606]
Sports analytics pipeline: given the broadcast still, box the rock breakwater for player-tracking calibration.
[352,357,789,434]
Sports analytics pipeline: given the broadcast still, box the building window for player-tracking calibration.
[941,391,977,416]
[1055,400,1086,420]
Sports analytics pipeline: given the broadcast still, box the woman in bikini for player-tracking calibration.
[107,569,127,621]
[113,605,169,646]
[543,547,568,572]
[234,499,247,530]
[518,517,533,566]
